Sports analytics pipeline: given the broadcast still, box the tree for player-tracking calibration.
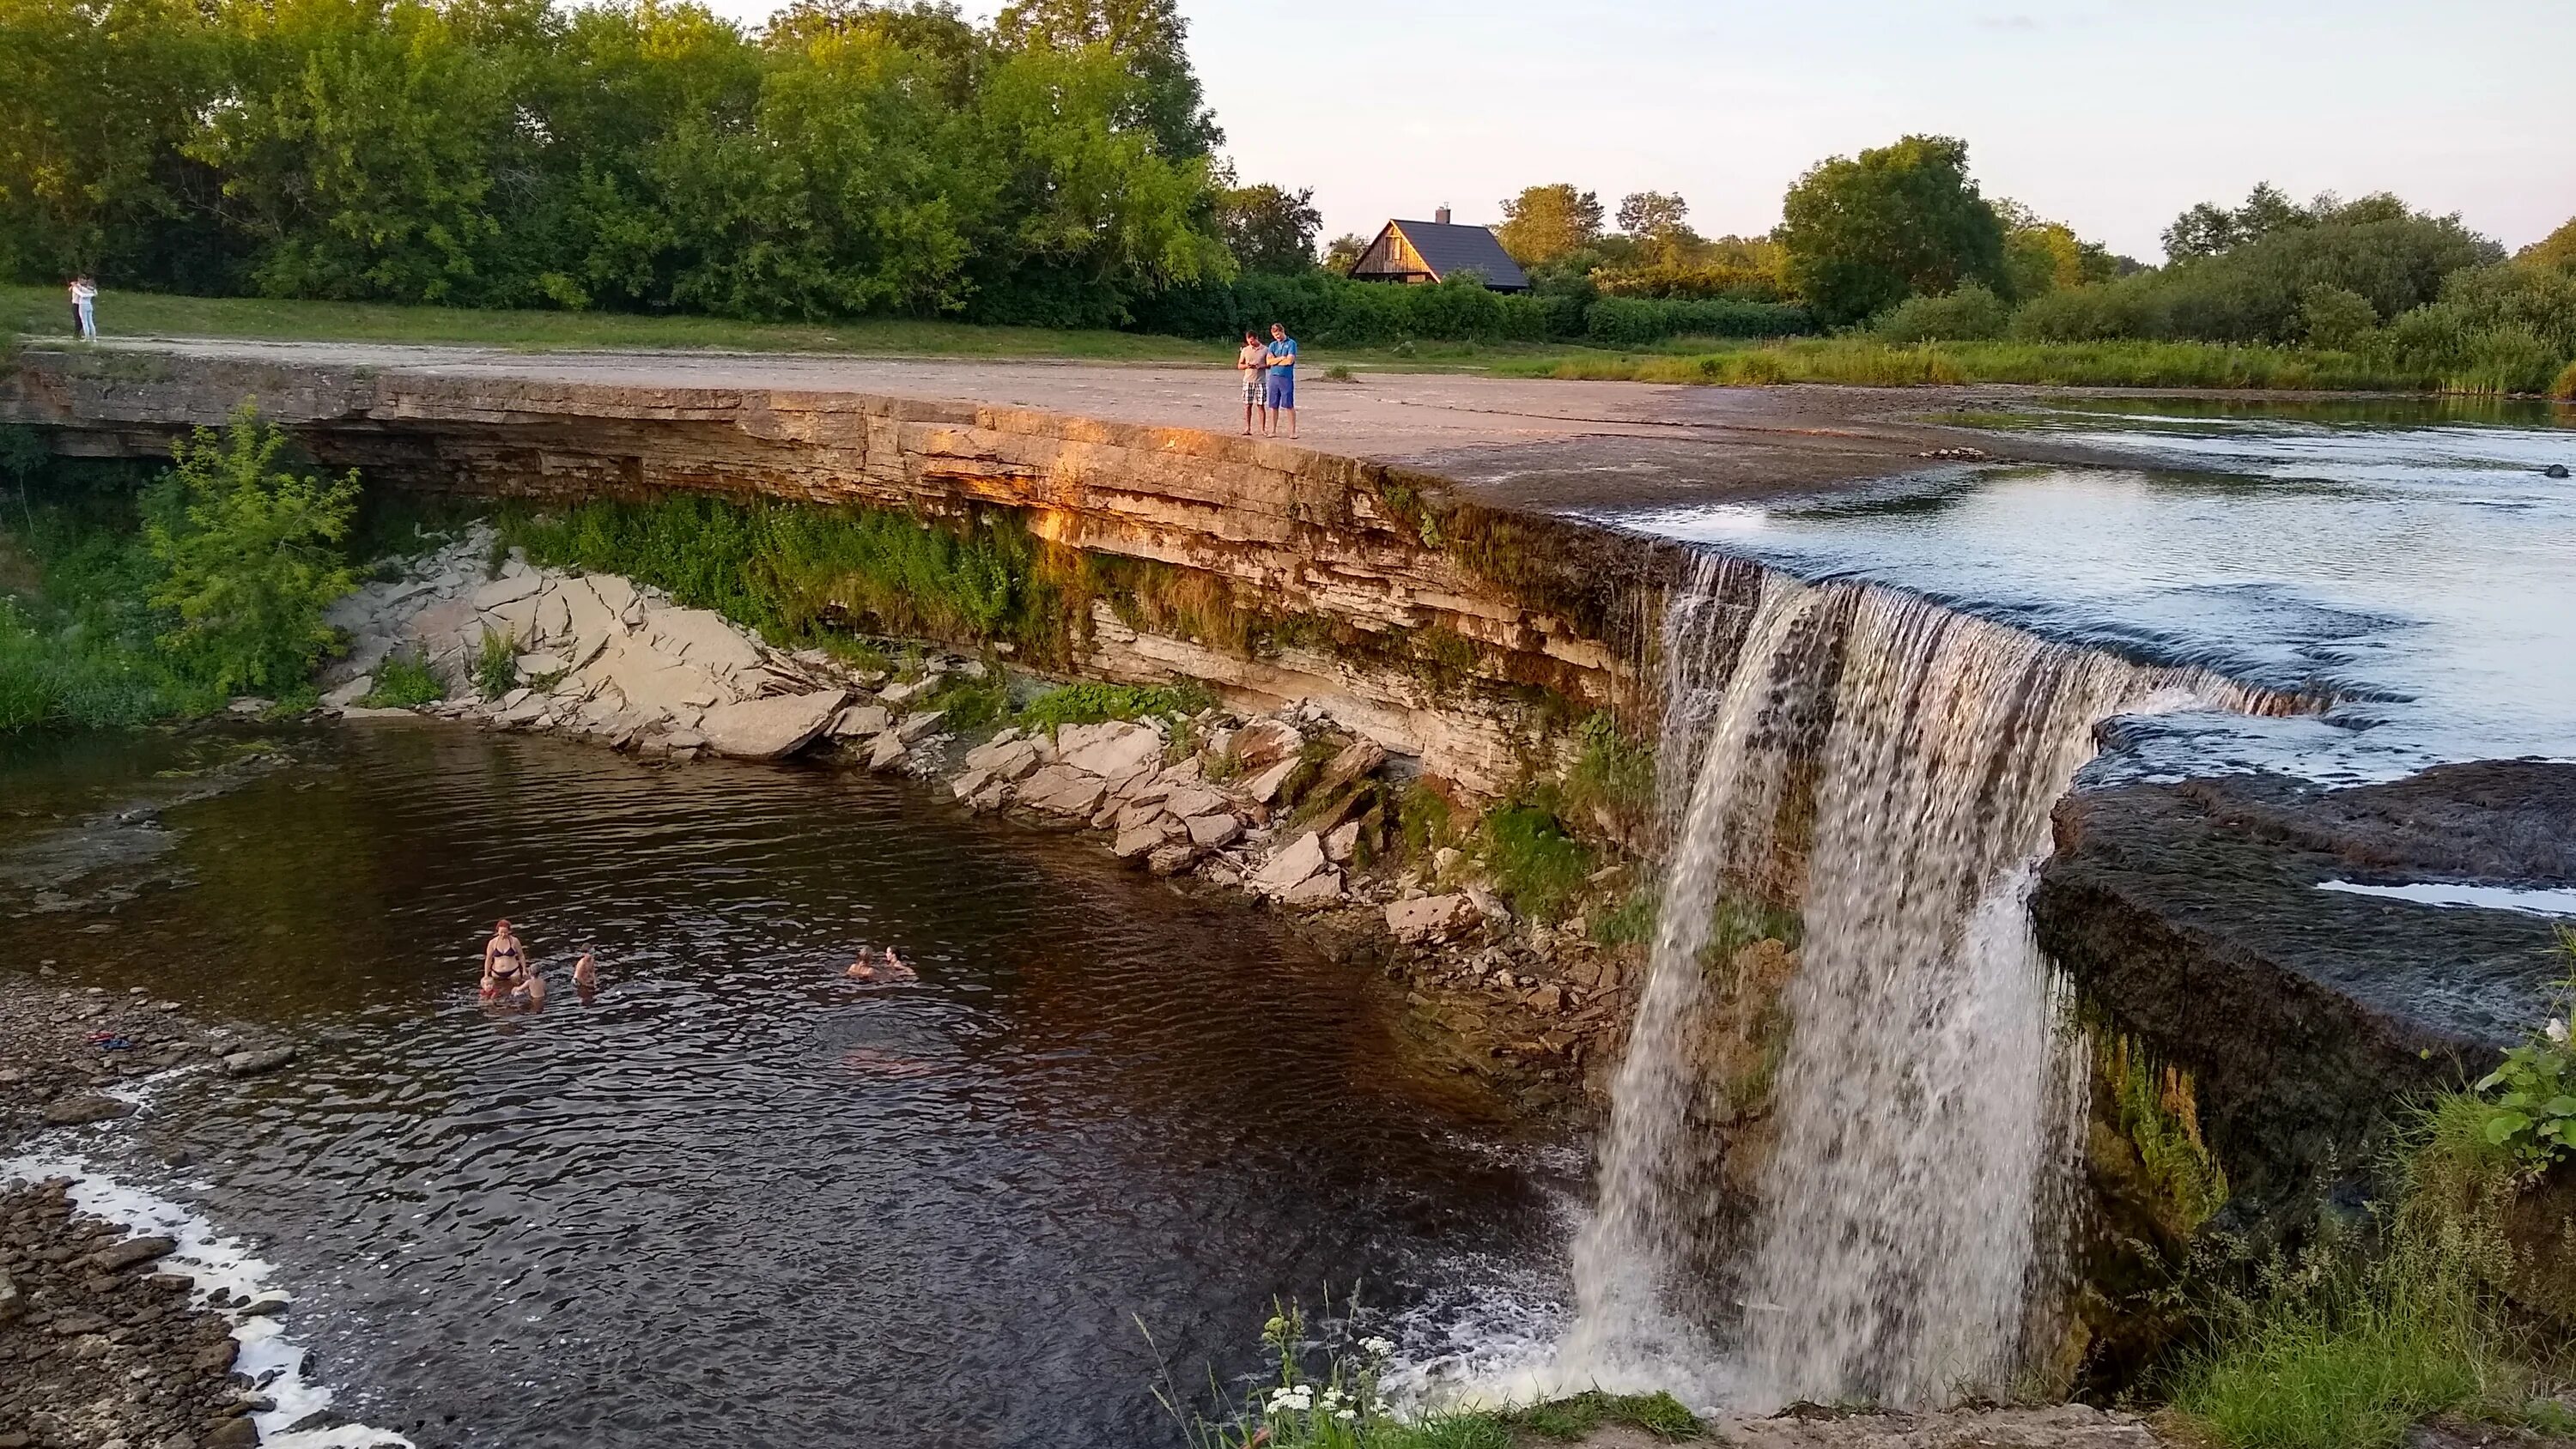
[992,0,1217,158]
[1495,184,1604,267]
[2162,181,2311,263]
[1775,134,2006,326]
[1993,200,2117,300]
[1216,184,1319,274]
[1321,232,1368,272]
[1616,191,1692,240]
[143,404,359,696]
[2522,216,2576,273]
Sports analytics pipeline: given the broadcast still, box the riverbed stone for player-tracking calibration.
[222,1046,296,1077]
[1145,842,1202,876]
[1279,867,1346,908]
[867,731,908,770]
[694,688,845,759]
[896,710,945,743]
[1112,823,1167,859]
[90,1236,177,1273]
[44,1095,136,1125]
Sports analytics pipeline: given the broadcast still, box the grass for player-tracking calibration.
[1017,679,1215,733]
[473,627,519,698]
[1492,336,2445,392]
[2165,1097,2559,1449]
[1480,803,1596,923]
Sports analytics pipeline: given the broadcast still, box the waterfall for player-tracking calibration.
[1561,554,2275,1410]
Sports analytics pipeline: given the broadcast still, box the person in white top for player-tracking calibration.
[70,276,98,340]
[1235,329,1269,435]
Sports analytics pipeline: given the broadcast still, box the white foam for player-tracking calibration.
[2,1152,414,1448]
[2319,880,2576,917]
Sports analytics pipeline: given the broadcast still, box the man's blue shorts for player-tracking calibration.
[1265,371,1294,409]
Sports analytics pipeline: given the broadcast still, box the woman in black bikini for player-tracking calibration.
[482,919,532,1003]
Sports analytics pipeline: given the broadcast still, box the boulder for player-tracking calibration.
[896,710,946,743]
[1312,739,1389,798]
[867,732,908,771]
[1059,721,1164,779]
[1246,757,1300,804]
[951,768,994,802]
[831,704,892,740]
[1232,718,1303,769]
[1112,824,1168,860]
[1023,767,1109,818]
[1163,787,1228,822]
[878,677,930,707]
[43,1095,135,1126]
[320,676,374,709]
[1279,868,1347,908]
[1324,820,1363,864]
[647,606,765,676]
[1146,842,1203,876]
[1386,893,1479,943]
[964,737,1042,781]
[1184,813,1244,849]
[1251,831,1329,895]
[222,1046,297,1077]
[699,689,847,760]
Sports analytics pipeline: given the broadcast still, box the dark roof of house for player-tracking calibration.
[1369,220,1531,289]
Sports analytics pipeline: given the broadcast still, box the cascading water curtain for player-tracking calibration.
[1567,555,2272,1410]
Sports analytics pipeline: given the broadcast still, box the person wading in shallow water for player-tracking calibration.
[482,919,534,1003]
[571,947,598,997]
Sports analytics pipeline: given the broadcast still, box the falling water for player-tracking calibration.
[1564,554,2279,1409]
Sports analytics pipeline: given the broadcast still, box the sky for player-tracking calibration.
[712,0,2576,262]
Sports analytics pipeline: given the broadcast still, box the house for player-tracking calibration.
[1345,207,1530,292]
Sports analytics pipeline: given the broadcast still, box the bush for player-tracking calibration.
[2008,277,2168,342]
[473,627,518,698]
[1583,295,1810,346]
[1874,283,2011,342]
[361,649,444,708]
[2298,283,2381,350]
[2555,360,2576,401]
[141,404,359,698]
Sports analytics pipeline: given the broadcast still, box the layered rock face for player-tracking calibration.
[5,349,1657,795]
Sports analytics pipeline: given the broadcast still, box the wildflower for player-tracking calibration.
[1372,1400,1392,1416]
[1335,1409,1358,1422]
[1358,1336,1395,1357]
[2549,1017,2569,1045]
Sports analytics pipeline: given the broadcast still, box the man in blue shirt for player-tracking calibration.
[1263,323,1298,439]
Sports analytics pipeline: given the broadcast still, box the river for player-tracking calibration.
[3,724,1571,1448]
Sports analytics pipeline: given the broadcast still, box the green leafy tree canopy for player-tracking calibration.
[1775,134,2007,326]
[1216,183,1320,275]
[1496,184,1604,268]
[143,403,358,696]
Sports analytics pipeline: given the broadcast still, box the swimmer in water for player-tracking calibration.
[572,948,598,992]
[877,947,916,982]
[481,919,530,1002]
[845,947,878,981]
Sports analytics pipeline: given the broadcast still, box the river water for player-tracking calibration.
[3,724,1571,1448]
[1604,397,2576,783]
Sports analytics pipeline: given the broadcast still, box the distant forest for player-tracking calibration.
[3,0,2573,384]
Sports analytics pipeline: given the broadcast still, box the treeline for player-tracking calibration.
[0,0,1234,327]
[1871,184,2576,394]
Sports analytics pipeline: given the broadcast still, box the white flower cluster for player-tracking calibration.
[2548,1016,2570,1046]
[1266,1384,1314,1415]
[1358,1336,1395,1358]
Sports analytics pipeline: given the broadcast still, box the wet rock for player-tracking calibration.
[1019,766,1109,817]
[951,768,994,802]
[1112,824,1168,860]
[45,1094,136,1125]
[866,732,908,771]
[699,688,847,760]
[963,736,1041,781]
[222,1046,297,1077]
[896,710,945,743]
[1145,842,1203,876]
[1385,893,1479,943]
[1279,868,1346,908]
[90,1236,178,1273]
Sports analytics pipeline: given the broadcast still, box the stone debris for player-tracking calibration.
[700,689,848,760]
[1251,831,1330,896]
[1386,893,1479,943]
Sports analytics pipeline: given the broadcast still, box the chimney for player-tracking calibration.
[1435,205,1451,225]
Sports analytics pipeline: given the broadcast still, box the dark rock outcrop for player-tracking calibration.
[2036,761,2576,1211]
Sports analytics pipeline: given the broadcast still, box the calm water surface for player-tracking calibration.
[1604,401,2576,782]
[3,724,1569,1448]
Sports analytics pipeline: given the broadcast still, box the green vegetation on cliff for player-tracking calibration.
[0,407,355,728]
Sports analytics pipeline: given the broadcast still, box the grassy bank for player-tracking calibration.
[1493,336,2443,391]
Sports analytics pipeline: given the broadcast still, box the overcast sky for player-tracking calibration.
[713,0,2575,261]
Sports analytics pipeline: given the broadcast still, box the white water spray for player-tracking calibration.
[1562,557,2276,1409]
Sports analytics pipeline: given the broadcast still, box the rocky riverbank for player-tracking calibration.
[315,529,1647,1109]
[0,980,359,1449]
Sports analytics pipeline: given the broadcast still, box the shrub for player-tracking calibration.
[140,403,359,697]
[2555,360,2576,401]
[2008,277,2168,342]
[2298,283,2381,350]
[1583,295,1810,347]
[361,649,444,708]
[473,627,518,697]
[1874,283,2011,343]
[2464,934,2576,1176]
